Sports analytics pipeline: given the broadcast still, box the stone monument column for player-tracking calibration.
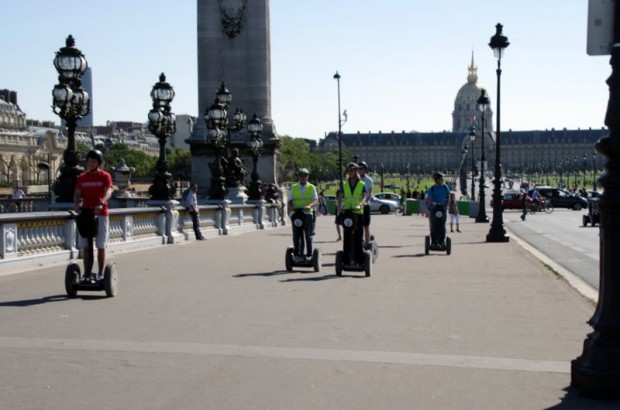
[189,0,280,198]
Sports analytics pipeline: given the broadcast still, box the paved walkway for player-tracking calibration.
[0,213,618,409]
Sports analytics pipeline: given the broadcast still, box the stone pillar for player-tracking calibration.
[189,0,279,198]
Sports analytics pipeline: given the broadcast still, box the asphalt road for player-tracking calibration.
[502,207,599,290]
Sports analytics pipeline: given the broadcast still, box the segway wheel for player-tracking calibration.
[370,235,378,263]
[285,247,294,272]
[446,237,452,256]
[103,263,118,297]
[335,251,343,276]
[312,248,321,272]
[65,263,81,297]
[424,236,430,255]
[364,250,372,277]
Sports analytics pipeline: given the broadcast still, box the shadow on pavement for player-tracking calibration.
[545,386,620,409]
[0,294,107,307]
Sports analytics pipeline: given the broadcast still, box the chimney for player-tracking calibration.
[9,91,17,105]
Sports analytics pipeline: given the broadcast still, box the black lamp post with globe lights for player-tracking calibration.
[246,114,264,200]
[475,89,489,223]
[205,82,247,200]
[51,35,90,203]
[486,23,510,243]
[147,73,176,201]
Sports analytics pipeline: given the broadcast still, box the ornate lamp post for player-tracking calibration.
[475,89,489,223]
[147,73,176,200]
[487,23,510,242]
[572,1,620,397]
[204,82,247,200]
[558,159,564,188]
[37,160,51,205]
[51,35,89,203]
[247,114,264,200]
[469,125,476,200]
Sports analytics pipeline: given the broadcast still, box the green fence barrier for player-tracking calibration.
[327,199,338,215]
[456,201,470,215]
[405,199,420,215]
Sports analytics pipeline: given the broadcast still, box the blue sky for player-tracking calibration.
[0,0,610,140]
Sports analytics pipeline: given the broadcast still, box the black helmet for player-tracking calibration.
[86,149,104,165]
[357,161,368,170]
[433,172,444,180]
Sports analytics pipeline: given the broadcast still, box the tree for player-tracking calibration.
[103,143,156,179]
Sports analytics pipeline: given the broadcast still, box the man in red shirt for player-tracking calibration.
[73,149,113,281]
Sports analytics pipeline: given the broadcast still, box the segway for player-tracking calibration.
[65,209,118,297]
[335,210,374,277]
[285,209,321,272]
[424,205,451,255]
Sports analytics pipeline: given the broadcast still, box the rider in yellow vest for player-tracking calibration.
[287,168,318,261]
[337,163,367,265]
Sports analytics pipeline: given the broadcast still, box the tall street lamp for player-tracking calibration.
[147,73,176,200]
[582,153,587,187]
[592,150,598,191]
[469,125,476,200]
[573,155,578,190]
[247,114,264,200]
[51,35,89,204]
[572,1,620,398]
[333,71,347,192]
[475,89,489,223]
[486,23,510,243]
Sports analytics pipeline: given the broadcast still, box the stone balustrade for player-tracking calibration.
[0,200,283,271]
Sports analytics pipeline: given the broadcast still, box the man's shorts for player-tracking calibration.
[362,205,371,226]
[78,215,109,249]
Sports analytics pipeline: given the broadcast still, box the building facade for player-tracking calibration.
[317,57,606,178]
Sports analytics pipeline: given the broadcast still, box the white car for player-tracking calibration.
[368,196,400,214]
[374,192,401,202]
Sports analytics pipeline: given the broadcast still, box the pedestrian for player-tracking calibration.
[448,192,460,232]
[186,183,205,240]
[521,190,527,221]
[12,185,24,199]
[357,161,373,248]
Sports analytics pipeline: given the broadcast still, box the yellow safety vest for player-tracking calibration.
[342,180,365,214]
[292,183,316,212]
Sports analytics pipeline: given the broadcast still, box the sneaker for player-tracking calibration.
[96,274,104,281]
[293,255,303,263]
[456,229,461,232]
[306,255,313,262]
[196,237,205,240]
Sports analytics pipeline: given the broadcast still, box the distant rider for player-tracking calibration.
[426,172,450,247]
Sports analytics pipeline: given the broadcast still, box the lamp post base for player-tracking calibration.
[486,228,509,242]
[572,331,620,399]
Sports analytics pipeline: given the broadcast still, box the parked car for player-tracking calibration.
[490,190,523,210]
[374,192,402,202]
[528,187,588,210]
[368,196,399,214]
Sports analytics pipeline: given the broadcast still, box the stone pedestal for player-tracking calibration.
[247,199,265,229]
[205,199,231,235]
[146,199,181,243]
[227,186,248,204]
